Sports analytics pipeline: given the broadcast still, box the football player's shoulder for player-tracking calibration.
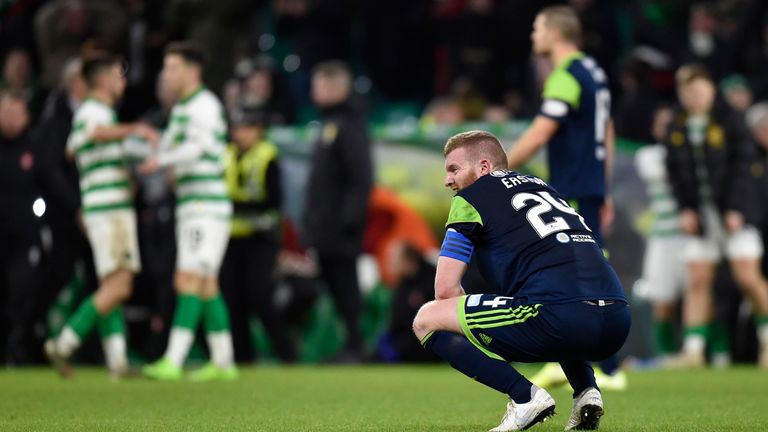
[77,100,111,122]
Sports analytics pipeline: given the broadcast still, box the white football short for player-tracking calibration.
[83,209,141,278]
[683,205,763,262]
[634,236,687,303]
[176,217,230,277]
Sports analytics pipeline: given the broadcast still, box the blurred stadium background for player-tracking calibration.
[2,0,768,429]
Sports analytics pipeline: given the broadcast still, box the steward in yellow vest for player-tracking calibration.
[220,109,296,362]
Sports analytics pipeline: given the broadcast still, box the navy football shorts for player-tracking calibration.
[458,294,630,363]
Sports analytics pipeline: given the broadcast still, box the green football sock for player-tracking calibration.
[708,321,730,354]
[67,296,99,340]
[755,315,768,327]
[203,295,231,333]
[654,320,676,354]
[98,307,125,337]
[172,294,202,330]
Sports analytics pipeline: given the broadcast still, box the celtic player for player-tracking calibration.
[46,52,158,378]
[140,42,236,381]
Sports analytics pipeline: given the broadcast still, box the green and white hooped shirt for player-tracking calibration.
[67,97,133,214]
[158,87,232,220]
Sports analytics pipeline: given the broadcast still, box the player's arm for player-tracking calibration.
[437,196,483,299]
[601,119,615,233]
[435,228,472,300]
[507,69,579,170]
[92,122,158,144]
[435,256,467,300]
[140,118,212,173]
[506,116,559,169]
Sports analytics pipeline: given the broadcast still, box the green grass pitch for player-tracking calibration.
[1,365,766,431]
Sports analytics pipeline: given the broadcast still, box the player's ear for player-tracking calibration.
[478,159,491,175]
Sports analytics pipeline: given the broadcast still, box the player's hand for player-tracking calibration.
[133,123,160,146]
[138,157,161,175]
[725,210,744,233]
[679,209,699,235]
[600,196,615,236]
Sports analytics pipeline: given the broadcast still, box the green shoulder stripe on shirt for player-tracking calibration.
[82,181,131,194]
[170,114,190,125]
[75,140,122,156]
[177,194,230,204]
[176,174,223,184]
[543,68,581,108]
[445,195,483,227]
[73,121,86,132]
[83,202,133,213]
[81,160,125,175]
[202,153,221,163]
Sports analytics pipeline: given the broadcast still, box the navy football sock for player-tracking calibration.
[598,354,619,376]
[423,331,533,403]
[560,360,598,397]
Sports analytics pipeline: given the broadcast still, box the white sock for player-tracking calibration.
[164,328,194,368]
[683,334,706,354]
[207,331,234,368]
[102,334,127,371]
[56,326,81,357]
[758,323,768,347]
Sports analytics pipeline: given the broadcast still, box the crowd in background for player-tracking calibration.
[4,0,768,366]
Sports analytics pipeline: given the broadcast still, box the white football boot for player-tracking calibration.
[564,387,604,431]
[489,385,556,432]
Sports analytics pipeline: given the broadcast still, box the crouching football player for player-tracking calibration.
[413,131,630,431]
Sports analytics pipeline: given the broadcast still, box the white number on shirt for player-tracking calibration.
[511,191,591,238]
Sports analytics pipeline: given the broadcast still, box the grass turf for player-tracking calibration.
[0,365,766,431]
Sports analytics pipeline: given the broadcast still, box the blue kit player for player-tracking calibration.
[506,5,624,390]
[413,131,630,431]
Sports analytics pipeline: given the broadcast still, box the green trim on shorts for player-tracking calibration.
[457,296,506,361]
[465,304,541,330]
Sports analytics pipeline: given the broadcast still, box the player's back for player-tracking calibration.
[543,53,610,199]
[449,170,625,305]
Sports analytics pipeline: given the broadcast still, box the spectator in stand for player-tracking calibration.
[720,74,753,114]
[0,92,45,365]
[615,57,658,143]
[34,0,129,89]
[238,58,296,125]
[2,48,44,118]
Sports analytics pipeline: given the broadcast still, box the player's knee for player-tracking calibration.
[412,301,436,340]
[102,270,133,303]
[174,271,203,295]
[732,267,762,291]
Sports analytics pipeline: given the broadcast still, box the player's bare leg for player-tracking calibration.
[666,261,713,368]
[46,269,133,378]
[729,259,768,369]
